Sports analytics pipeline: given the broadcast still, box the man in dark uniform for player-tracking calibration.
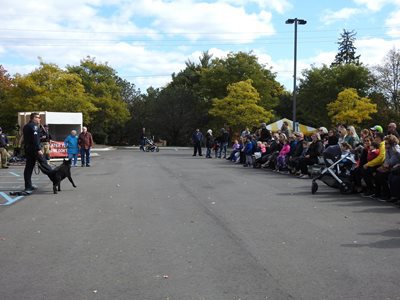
[192,128,203,156]
[23,113,52,193]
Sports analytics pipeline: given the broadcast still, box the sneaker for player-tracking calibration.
[362,191,375,197]
[297,174,307,178]
[86,164,90,167]
[2,165,9,169]
[81,165,85,167]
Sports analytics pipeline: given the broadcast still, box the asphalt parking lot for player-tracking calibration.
[1,148,400,300]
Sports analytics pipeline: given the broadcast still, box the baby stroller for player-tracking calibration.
[144,137,160,152]
[311,151,356,194]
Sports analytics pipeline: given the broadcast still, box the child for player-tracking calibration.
[275,138,291,171]
[228,139,241,161]
[368,141,380,161]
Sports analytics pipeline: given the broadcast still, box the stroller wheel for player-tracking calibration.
[340,182,352,194]
[151,148,155,152]
[156,147,160,152]
[311,181,318,194]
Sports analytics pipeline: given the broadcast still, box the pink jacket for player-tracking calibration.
[278,144,290,157]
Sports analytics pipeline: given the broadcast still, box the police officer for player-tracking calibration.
[40,124,52,160]
[0,127,10,168]
[23,113,52,192]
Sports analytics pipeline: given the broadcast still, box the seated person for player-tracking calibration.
[261,133,283,169]
[362,132,386,196]
[227,139,242,161]
[297,133,324,177]
[275,135,291,171]
[374,135,400,201]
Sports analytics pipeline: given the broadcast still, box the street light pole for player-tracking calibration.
[285,18,306,132]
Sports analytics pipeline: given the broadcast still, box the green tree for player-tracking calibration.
[209,79,273,133]
[201,51,283,111]
[332,29,361,66]
[296,64,374,127]
[1,62,97,130]
[327,88,377,125]
[0,65,14,131]
[67,57,130,143]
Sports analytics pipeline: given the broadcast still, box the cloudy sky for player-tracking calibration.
[1,0,400,92]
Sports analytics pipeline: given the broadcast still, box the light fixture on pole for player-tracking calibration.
[285,18,306,132]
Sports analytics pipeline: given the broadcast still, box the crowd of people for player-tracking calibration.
[193,121,400,203]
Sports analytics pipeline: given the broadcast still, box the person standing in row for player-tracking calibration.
[205,129,214,158]
[192,128,203,156]
[40,124,52,160]
[139,127,146,152]
[64,130,79,167]
[78,126,93,167]
[217,128,229,159]
[0,127,10,168]
[23,113,52,192]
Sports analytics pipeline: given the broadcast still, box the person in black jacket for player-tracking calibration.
[259,123,271,142]
[205,129,214,158]
[288,132,304,173]
[23,113,52,192]
[217,128,229,159]
[297,133,324,177]
[192,128,203,156]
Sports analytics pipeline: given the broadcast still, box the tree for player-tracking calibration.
[149,84,205,145]
[1,62,97,130]
[201,51,284,111]
[67,57,130,143]
[374,48,400,115]
[209,79,273,133]
[331,29,361,66]
[0,65,14,130]
[327,88,377,125]
[296,64,374,127]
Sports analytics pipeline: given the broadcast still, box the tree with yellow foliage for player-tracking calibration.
[209,79,273,132]
[327,88,377,125]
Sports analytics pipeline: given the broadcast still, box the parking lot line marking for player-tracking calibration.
[9,172,21,177]
[0,192,24,206]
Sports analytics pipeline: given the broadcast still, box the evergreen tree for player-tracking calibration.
[331,29,361,66]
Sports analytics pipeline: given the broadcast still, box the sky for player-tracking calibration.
[1,0,400,92]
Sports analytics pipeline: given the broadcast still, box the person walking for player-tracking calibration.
[0,127,10,168]
[192,128,203,156]
[78,126,94,167]
[64,130,79,167]
[22,113,52,193]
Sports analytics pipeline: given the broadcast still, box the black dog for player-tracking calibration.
[38,158,77,194]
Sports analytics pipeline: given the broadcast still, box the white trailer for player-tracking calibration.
[18,111,83,141]
[18,111,83,158]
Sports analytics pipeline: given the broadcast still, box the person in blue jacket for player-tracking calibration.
[64,130,79,167]
[243,135,254,167]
